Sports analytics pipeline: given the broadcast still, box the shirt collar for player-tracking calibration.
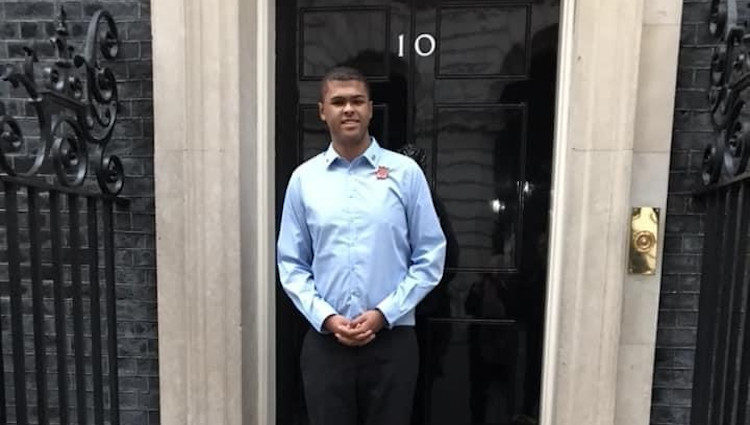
[323,137,381,169]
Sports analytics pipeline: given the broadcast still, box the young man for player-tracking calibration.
[277,66,446,425]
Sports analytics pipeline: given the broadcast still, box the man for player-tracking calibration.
[277,66,447,425]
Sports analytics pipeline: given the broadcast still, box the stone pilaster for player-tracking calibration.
[541,0,646,423]
[152,0,274,423]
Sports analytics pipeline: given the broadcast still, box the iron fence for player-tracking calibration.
[0,6,125,424]
[0,178,122,424]
[693,180,750,425]
[692,1,750,423]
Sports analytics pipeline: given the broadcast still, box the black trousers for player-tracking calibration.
[300,326,419,425]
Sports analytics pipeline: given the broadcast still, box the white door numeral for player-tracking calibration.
[414,33,436,57]
[397,33,437,58]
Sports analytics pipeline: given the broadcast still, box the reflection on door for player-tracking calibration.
[276,1,559,424]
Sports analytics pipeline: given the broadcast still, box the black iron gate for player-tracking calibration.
[0,179,122,425]
[692,182,750,425]
[692,1,750,423]
[0,7,126,424]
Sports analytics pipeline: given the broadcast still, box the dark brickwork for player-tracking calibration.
[650,1,714,424]
[0,1,156,424]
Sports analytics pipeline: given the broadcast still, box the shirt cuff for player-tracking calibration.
[374,308,390,329]
[375,298,398,330]
[311,301,338,333]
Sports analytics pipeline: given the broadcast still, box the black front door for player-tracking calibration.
[275,1,559,424]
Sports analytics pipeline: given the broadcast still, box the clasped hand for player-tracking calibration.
[323,310,385,347]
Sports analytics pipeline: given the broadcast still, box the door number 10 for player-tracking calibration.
[398,34,436,57]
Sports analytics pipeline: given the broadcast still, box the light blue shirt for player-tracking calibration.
[277,138,447,332]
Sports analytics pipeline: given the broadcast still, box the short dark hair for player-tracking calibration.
[319,66,370,101]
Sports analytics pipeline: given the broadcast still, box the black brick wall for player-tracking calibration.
[651,0,714,423]
[0,1,156,424]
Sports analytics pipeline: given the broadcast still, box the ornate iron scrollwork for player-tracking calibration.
[397,143,427,170]
[703,0,750,185]
[0,7,124,195]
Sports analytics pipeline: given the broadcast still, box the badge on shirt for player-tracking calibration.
[376,166,389,180]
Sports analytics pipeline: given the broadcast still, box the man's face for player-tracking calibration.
[318,80,373,145]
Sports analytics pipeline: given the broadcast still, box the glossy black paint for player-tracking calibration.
[276,1,559,424]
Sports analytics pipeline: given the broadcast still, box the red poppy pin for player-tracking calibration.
[376,166,389,180]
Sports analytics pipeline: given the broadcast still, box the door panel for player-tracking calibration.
[425,319,527,424]
[276,1,559,423]
[437,5,529,77]
[435,105,525,270]
[300,7,391,78]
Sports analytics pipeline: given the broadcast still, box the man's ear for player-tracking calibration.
[318,102,325,121]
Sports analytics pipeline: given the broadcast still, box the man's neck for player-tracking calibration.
[332,134,371,161]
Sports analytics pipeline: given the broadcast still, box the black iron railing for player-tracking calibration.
[0,179,122,425]
[692,1,750,424]
[692,183,750,425]
[0,7,125,425]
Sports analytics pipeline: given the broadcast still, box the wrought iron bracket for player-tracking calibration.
[0,6,124,195]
